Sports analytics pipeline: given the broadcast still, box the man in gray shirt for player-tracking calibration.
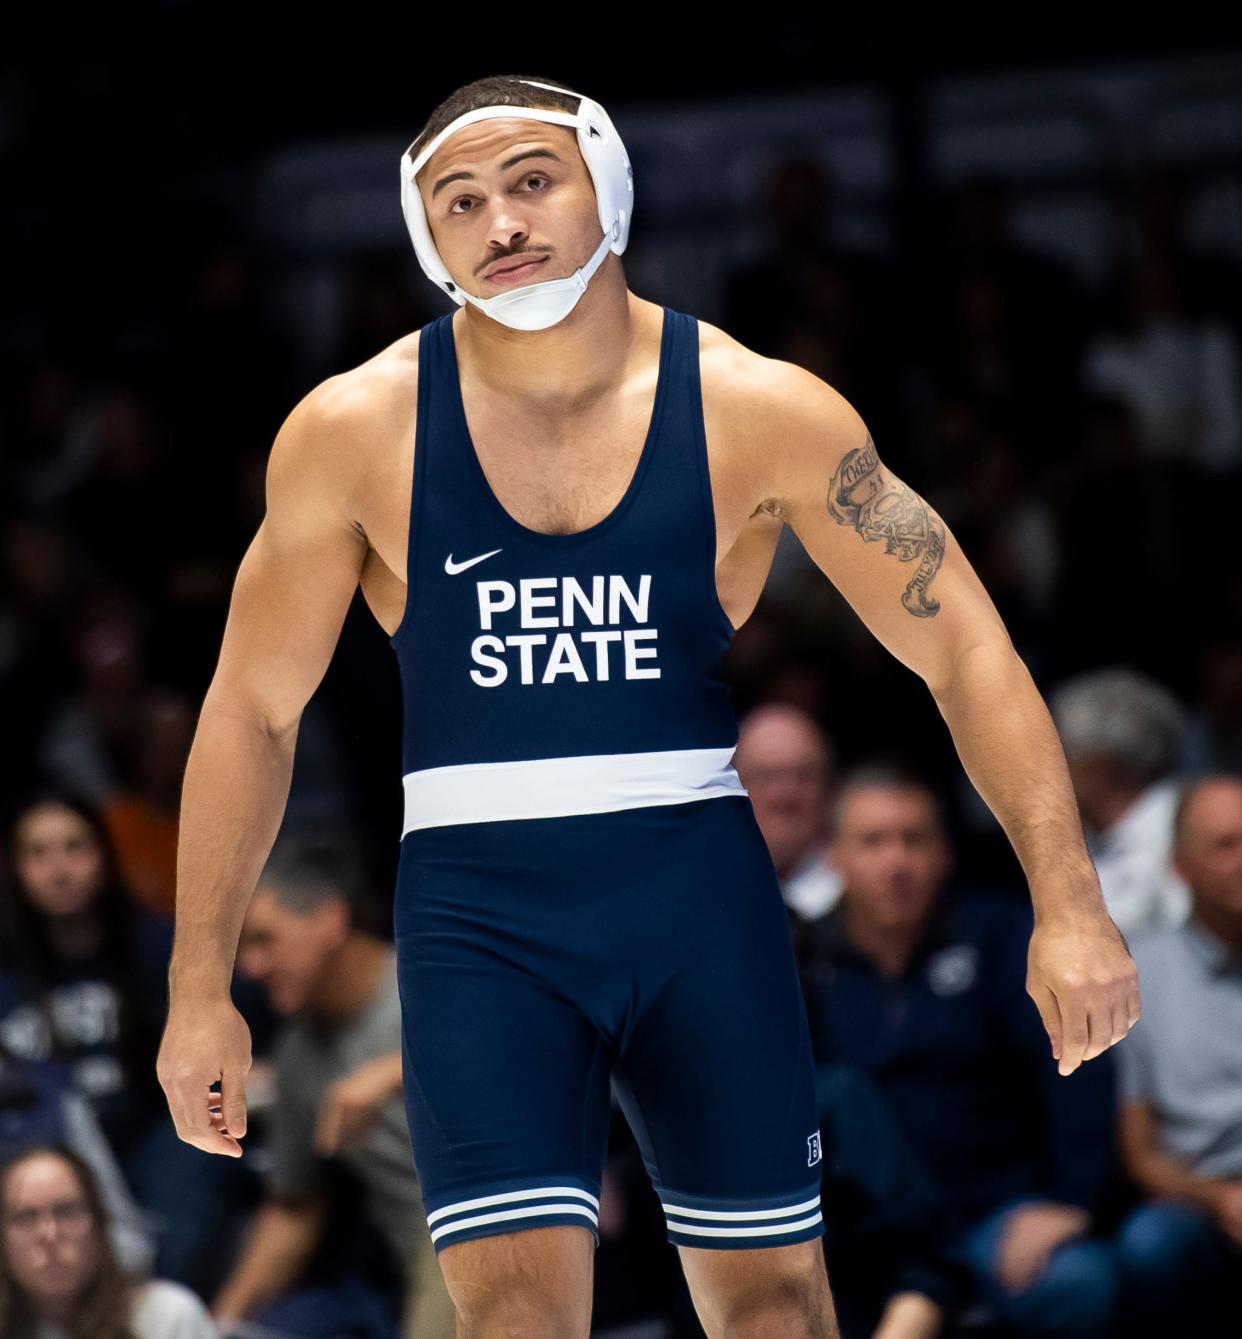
[209,835,455,1338]
[1111,773,1242,1335]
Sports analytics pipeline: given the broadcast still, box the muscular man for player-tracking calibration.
[157,74,1139,1339]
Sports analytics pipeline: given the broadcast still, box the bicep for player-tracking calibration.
[203,391,368,739]
[766,366,1011,694]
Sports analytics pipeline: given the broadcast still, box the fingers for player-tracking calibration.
[160,1067,244,1157]
[220,1065,249,1140]
[1027,979,1063,1063]
[1056,988,1090,1076]
[1055,967,1142,1074]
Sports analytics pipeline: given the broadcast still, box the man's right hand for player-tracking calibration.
[157,995,254,1157]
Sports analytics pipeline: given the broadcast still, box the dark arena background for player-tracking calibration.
[2,9,1241,1338]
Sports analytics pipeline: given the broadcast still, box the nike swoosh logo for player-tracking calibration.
[444,548,503,575]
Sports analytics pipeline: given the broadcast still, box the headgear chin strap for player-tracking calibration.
[400,79,634,332]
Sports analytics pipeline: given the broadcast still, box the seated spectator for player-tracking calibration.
[101,688,196,920]
[0,784,271,1292]
[212,833,454,1339]
[1049,666,1191,939]
[803,761,1122,1339]
[734,702,842,926]
[0,1142,218,1338]
[0,1053,156,1276]
[811,1062,970,1339]
[1111,773,1242,1334]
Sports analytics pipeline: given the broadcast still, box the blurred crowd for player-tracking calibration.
[1,135,1241,1339]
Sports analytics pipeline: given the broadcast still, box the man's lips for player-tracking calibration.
[486,256,548,280]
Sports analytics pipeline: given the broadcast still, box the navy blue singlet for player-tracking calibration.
[389,305,826,1256]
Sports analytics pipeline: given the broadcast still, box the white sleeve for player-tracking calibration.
[58,1091,158,1278]
[129,1279,222,1339]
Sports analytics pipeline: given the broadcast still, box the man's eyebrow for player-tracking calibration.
[431,148,564,200]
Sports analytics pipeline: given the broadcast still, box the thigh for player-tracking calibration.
[394,851,613,1258]
[609,797,827,1252]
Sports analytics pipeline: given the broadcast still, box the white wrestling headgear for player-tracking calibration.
[400,78,634,332]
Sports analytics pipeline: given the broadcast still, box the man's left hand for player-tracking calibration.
[1026,894,1141,1075]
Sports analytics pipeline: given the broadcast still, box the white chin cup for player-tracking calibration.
[400,79,634,332]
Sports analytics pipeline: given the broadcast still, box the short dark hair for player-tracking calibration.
[257,831,367,916]
[830,755,947,838]
[407,73,583,162]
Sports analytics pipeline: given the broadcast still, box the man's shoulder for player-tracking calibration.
[293,329,424,442]
[694,315,860,518]
[696,317,846,423]
[264,328,427,532]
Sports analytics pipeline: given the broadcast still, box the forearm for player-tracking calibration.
[1126,1145,1233,1214]
[931,643,1098,917]
[212,1200,323,1318]
[170,704,297,1000]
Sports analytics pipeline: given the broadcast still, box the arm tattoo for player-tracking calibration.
[827,433,945,617]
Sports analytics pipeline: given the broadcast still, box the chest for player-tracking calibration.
[359,355,777,638]
[1142,968,1242,1102]
[463,394,661,537]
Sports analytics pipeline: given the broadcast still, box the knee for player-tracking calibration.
[1116,1200,1217,1269]
[715,1272,838,1339]
[1004,1241,1118,1337]
[448,1281,588,1339]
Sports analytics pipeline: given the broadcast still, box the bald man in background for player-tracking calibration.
[734,702,842,927]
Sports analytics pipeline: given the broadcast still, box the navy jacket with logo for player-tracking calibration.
[802,886,1119,1233]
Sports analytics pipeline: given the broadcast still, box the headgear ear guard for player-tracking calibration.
[400,79,634,332]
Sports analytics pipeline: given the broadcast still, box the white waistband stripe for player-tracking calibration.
[402,747,747,834]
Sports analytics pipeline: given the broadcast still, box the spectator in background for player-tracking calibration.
[804,762,1122,1339]
[37,592,151,807]
[0,785,269,1294]
[1082,243,1242,473]
[1111,773,1242,1334]
[1049,666,1191,940]
[734,702,842,926]
[101,688,195,920]
[0,1143,217,1339]
[0,1055,156,1277]
[214,833,454,1339]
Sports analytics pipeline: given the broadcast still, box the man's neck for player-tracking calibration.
[454,275,644,419]
[838,897,926,979]
[1191,901,1242,957]
[308,934,389,1024]
[47,908,103,960]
